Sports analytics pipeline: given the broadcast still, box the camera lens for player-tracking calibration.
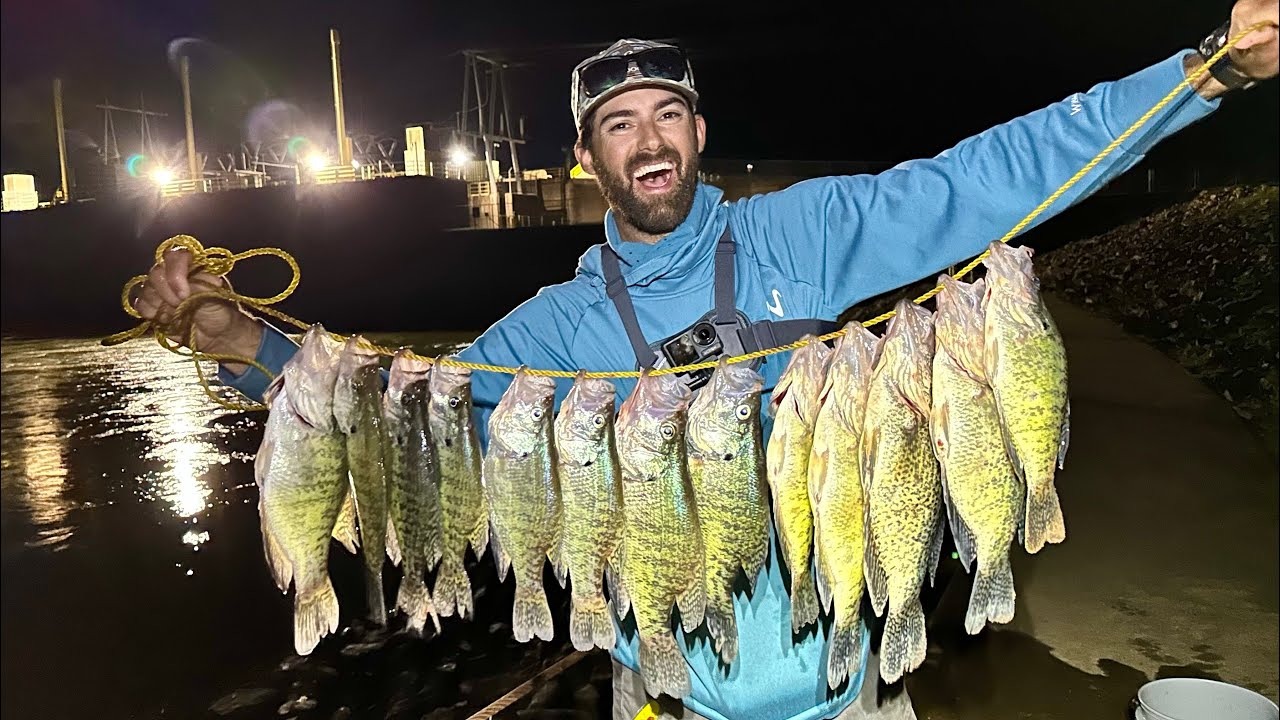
[692,323,716,346]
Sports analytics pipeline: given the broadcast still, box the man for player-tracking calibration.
[137,5,1277,719]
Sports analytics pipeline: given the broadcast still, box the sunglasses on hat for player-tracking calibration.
[577,46,690,99]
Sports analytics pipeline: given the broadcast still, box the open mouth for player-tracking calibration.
[633,161,676,192]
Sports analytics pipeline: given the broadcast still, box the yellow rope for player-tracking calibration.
[101,22,1274,410]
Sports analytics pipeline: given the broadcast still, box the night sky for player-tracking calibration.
[2,0,1277,194]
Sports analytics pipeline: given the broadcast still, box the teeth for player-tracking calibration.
[633,162,674,179]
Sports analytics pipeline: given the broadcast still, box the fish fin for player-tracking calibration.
[512,578,555,643]
[549,530,568,590]
[292,578,340,656]
[607,560,631,621]
[434,557,474,620]
[1023,483,1066,554]
[489,518,510,583]
[879,598,927,684]
[926,502,946,588]
[814,548,833,616]
[808,443,829,527]
[638,633,691,700]
[860,425,879,499]
[789,563,821,634]
[704,593,740,664]
[864,525,888,617]
[385,512,402,566]
[260,508,293,593]
[965,555,1016,635]
[331,479,360,555]
[826,607,866,691]
[675,574,707,634]
[569,593,616,652]
[253,424,276,491]
[1057,399,1071,470]
[396,574,441,637]
[938,474,975,576]
[469,505,490,560]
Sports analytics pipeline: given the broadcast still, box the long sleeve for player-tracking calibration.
[734,50,1220,316]
[215,320,300,403]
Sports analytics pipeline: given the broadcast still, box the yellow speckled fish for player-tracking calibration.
[483,367,562,643]
[766,335,831,633]
[686,358,768,665]
[334,336,391,625]
[982,241,1070,554]
[383,349,444,636]
[429,362,489,620]
[931,275,1024,635]
[862,300,942,684]
[614,369,705,700]
[255,325,348,656]
[553,372,624,652]
[809,323,881,689]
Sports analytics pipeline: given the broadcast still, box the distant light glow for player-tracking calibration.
[126,154,146,178]
[287,136,308,158]
[305,154,328,171]
[351,160,360,169]
[150,168,174,186]
[448,146,472,166]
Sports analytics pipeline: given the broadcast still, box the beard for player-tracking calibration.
[595,147,699,236]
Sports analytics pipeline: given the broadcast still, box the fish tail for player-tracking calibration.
[704,595,740,664]
[512,579,555,643]
[789,565,821,633]
[637,633,691,700]
[433,558,474,620]
[965,555,1016,635]
[396,575,441,637]
[569,593,616,651]
[293,578,340,657]
[826,611,866,690]
[879,598,927,684]
[1023,482,1066,554]
[331,484,360,555]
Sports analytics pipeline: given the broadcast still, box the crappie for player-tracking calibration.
[766,335,831,633]
[809,323,881,689]
[255,324,348,656]
[686,358,768,665]
[383,349,444,635]
[483,367,562,643]
[553,371,624,652]
[429,361,489,619]
[614,370,705,700]
[982,241,1070,554]
[931,275,1023,635]
[862,300,942,684]
[334,336,391,625]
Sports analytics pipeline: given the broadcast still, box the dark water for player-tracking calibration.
[1,335,1206,720]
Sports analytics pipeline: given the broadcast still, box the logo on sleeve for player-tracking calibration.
[766,288,785,318]
[1070,93,1083,116]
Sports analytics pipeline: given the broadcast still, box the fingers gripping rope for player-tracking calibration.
[101,22,1276,412]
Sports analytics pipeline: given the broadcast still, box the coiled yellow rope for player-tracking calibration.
[102,22,1275,412]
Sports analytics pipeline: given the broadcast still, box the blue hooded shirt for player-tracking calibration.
[221,51,1216,720]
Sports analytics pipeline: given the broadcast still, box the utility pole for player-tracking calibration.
[329,28,351,167]
[180,56,199,180]
[53,78,70,203]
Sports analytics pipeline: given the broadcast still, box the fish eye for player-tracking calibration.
[448,396,460,409]
[659,422,676,441]
[592,414,605,427]
[736,404,752,420]
[531,407,543,420]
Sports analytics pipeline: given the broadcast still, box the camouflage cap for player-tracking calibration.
[570,38,698,133]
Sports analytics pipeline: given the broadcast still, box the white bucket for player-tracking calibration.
[1134,678,1278,720]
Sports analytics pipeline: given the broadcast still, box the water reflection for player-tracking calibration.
[0,338,247,552]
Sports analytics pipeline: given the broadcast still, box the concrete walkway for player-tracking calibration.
[905,295,1279,718]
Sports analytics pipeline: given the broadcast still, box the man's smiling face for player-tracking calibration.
[576,87,707,239]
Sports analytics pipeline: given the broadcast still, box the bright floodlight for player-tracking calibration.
[150,168,174,186]
[449,146,472,166]
[306,154,328,171]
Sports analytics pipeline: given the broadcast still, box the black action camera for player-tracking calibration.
[646,309,760,391]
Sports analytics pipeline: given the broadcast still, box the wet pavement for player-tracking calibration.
[2,299,1276,720]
